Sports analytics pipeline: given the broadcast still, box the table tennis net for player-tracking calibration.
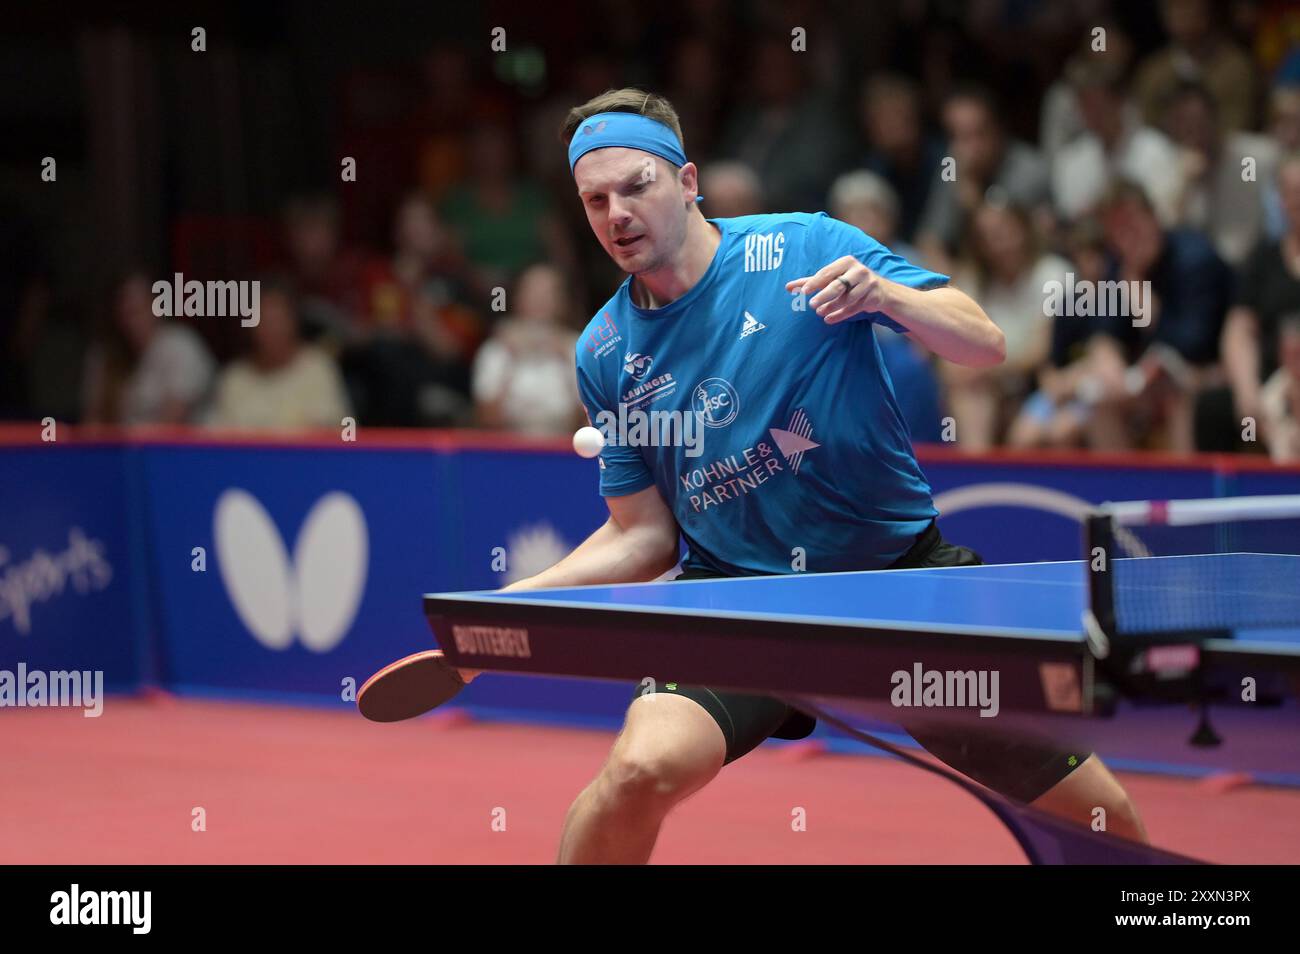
[1086,495,1300,637]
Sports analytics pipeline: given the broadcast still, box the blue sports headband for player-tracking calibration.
[568,110,704,202]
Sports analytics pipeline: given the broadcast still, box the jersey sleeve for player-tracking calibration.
[812,212,949,333]
[575,348,656,498]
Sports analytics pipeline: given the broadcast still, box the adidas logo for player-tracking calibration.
[739,311,766,339]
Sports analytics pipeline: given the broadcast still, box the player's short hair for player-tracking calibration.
[559,88,685,150]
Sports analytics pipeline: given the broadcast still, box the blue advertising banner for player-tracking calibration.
[445,448,630,722]
[1229,466,1300,498]
[0,446,143,691]
[445,449,607,592]
[922,457,1220,563]
[138,445,453,702]
[6,430,1297,762]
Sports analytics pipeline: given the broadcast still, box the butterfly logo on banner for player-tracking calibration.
[213,489,369,652]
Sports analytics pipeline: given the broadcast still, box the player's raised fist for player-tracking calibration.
[785,255,894,325]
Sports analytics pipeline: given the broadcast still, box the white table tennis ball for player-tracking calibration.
[573,426,606,459]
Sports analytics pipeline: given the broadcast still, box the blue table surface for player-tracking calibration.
[435,556,1300,649]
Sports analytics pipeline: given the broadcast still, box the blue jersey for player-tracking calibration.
[575,211,945,576]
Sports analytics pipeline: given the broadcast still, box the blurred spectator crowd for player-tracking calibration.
[3,0,1300,463]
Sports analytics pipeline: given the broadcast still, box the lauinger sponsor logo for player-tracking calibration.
[622,371,676,407]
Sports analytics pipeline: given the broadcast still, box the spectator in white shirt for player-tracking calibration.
[945,200,1069,449]
[208,280,351,430]
[917,85,1051,270]
[1039,23,1136,164]
[82,271,215,426]
[1053,59,1184,226]
[1164,81,1276,266]
[472,263,583,437]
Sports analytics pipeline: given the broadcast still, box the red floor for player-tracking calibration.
[3,698,1298,864]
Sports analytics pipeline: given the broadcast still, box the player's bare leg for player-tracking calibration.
[557,694,726,864]
[1029,756,1149,843]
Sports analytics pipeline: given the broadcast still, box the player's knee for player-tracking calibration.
[1099,791,1147,842]
[599,747,710,814]
[1034,759,1147,842]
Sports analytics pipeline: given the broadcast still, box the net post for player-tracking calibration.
[1083,511,1117,640]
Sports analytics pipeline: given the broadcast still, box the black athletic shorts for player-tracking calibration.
[625,521,1093,804]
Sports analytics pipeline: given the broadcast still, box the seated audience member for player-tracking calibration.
[1163,81,1275,266]
[1039,22,1136,163]
[943,199,1069,450]
[1133,0,1256,134]
[829,170,943,443]
[857,73,944,243]
[1263,84,1300,241]
[207,281,351,430]
[1221,153,1300,447]
[1260,316,1300,462]
[439,121,576,292]
[1053,59,1184,227]
[664,36,727,161]
[1055,183,1231,452]
[280,194,367,342]
[718,37,852,212]
[357,192,481,354]
[1009,221,1111,449]
[345,193,483,426]
[917,85,1051,271]
[82,271,215,426]
[472,263,583,437]
[829,169,921,263]
[699,161,764,218]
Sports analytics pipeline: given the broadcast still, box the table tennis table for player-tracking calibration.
[423,553,1300,864]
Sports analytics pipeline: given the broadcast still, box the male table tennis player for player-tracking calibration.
[458,90,1145,862]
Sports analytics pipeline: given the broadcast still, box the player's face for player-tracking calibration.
[574,148,691,275]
